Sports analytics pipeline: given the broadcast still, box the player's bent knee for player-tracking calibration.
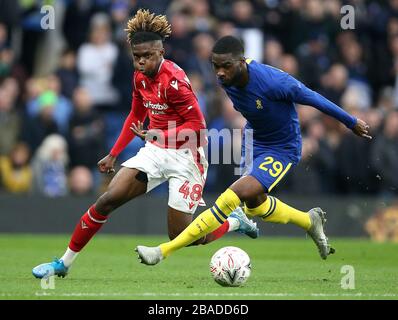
[234,189,257,203]
[244,196,266,209]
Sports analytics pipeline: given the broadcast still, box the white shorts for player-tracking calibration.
[122,142,208,214]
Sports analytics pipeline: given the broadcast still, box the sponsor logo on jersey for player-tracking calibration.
[144,101,169,111]
[170,80,178,90]
[151,110,165,115]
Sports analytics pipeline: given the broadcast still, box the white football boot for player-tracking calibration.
[307,207,335,259]
[135,245,163,265]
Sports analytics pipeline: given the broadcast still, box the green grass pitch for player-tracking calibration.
[1,234,397,300]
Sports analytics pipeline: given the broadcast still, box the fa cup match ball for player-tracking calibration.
[209,246,251,287]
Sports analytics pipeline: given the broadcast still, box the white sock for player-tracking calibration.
[60,247,79,268]
[227,217,240,232]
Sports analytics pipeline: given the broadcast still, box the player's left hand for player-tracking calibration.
[352,118,372,140]
[130,121,159,141]
[130,121,147,140]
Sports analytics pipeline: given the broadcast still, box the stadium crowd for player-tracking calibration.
[0,0,397,198]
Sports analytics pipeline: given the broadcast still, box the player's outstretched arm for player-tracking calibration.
[351,118,372,140]
[270,70,373,136]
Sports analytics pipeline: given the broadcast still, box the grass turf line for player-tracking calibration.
[0,234,397,300]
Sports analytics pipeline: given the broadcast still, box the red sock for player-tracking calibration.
[68,205,107,252]
[207,220,230,243]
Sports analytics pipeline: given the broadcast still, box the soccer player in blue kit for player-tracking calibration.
[136,35,372,265]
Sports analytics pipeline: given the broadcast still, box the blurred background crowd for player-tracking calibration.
[0,0,397,199]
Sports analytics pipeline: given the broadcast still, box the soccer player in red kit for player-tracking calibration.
[32,9,258,279]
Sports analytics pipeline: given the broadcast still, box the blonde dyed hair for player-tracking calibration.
[125,9,172,44]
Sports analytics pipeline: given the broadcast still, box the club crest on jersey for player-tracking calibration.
[141,80,146,89]
[256,99,263,109]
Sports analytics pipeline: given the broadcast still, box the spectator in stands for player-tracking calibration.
[375,86,396,115]
[68,87,105,172]
[297,31,331,91]
[77,13,119,112]
[0,81,21,156]
[339,38,369,86]
[31,134,68,197]
[1,77,21,108]
[286,137,323,195]
[25,75,73,135]
[0,23,9,74]
[0,0,396,196]
[301,0,335,41]
[340,84,371,112]
[112,39,134,113]
[215,21,238,39]
[0,45,26,87]
[307,118,337,193]
[188,0,217,33]
[231,0,262,29]
[319,63,349,105]
[280,54,299,77]
[56,49,79,100]
[163,12,193,70]
[62,0,104,51]
[365,201,398,243]
[23,90,60,152]
[0,142,32,194]
[371,111,398,195]
[263,38,284,69]
[187,72,214,119]
[186,33,216,90]
[335,110,376,194]
[69,166,94,196]
[19,1,51,75]
[110,0,131,43]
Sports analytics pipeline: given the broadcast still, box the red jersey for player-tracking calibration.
[110,59,206,157]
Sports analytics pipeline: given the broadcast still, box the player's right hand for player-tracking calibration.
[97,154,116,174]
[352,118,372,140]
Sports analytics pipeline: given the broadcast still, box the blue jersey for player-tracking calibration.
[223,59,357,164]
[222,59,357,192]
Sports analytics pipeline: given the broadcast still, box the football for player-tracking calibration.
[209,246,251,287]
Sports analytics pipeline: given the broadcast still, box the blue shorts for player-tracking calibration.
[240,149,295,193]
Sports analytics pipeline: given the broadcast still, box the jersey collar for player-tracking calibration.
[153,58,165,80]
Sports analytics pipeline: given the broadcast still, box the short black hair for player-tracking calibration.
[131,31,162,45]
[212,36,244,56]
